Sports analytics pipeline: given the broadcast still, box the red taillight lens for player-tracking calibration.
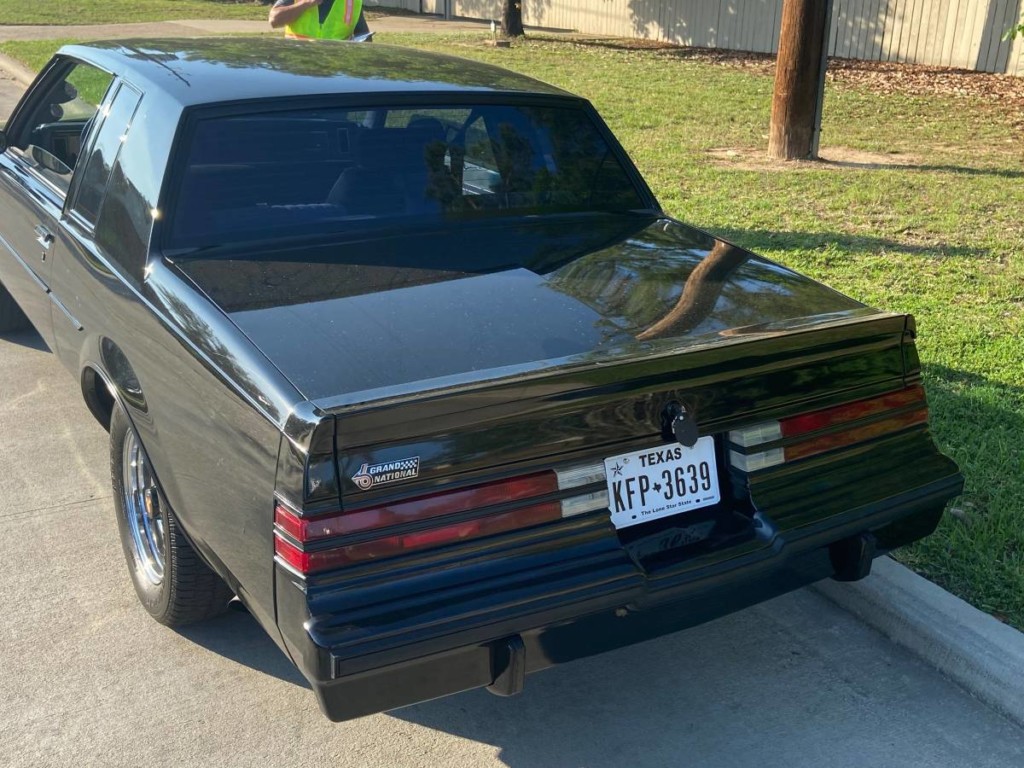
[729,385,929,472]
[783,407,928,461]
[276,471,557,542]
[276,501,559,573]
[781,386,925,438]
[274,471,561,575]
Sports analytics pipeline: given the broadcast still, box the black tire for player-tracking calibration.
[0,281,30,333]
[110,406,232,626]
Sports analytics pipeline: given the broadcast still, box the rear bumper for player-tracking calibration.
[276,472,961,722]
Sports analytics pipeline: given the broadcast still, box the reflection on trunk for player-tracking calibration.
[636,240,749,341]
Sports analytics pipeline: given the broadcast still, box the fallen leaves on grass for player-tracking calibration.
[827,58,1022,107]
[534,36,1024,130]
[827,59,1024,133]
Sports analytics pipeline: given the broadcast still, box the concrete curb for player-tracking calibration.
[0,52,34,87]
[812,556,1024,728]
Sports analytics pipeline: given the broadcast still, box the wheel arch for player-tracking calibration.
[80,336,148,431]
[81,365,117,431]
[86,355,239,600]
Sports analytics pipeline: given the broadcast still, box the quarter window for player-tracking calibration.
[72,83,142,226]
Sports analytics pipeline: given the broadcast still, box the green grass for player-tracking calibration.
[2,33,1023,628]
[0,0,266,25]
[0,40,82,72]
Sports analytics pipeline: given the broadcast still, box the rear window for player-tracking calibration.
[168,104,645,249]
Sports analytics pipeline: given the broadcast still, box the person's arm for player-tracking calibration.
[269,0,322,29]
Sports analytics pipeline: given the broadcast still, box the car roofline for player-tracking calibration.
[56,38,574,110]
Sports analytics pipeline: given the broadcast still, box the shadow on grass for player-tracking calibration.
[175,609,309,689]
[710,227,986,259]
[893,364,1024,627]
[911,364,1024,523]
[818,159,1024,178]
[534,34,775,63]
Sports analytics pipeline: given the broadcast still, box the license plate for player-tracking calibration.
[604,437,721,530]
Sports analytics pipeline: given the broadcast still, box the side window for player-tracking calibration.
[10,59,113,191]
[72,83,142,226]
[95,108,154,283]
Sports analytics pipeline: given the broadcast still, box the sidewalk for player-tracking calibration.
[0,15,493,43]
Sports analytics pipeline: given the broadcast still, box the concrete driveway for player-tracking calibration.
[1,71,1023,768]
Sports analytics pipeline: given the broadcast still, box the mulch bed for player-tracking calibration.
[827,58,1023,114]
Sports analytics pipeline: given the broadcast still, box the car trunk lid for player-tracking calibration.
[173,213,872,409]
[323,310,910,502]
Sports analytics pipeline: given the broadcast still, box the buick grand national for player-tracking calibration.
[0,39,962,721]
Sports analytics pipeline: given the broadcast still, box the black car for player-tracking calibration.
[0,38,962,721]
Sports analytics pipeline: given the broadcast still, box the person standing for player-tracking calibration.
[268,0,368,40]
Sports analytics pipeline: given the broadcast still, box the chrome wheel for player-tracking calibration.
[122,430,165,585]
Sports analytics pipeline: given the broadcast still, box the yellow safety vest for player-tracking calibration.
[285,0,362,40]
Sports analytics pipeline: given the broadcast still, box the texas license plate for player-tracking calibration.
[604,437,721,530]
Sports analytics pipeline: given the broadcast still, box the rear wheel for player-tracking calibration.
[0,282,30,333]
[110,406,232,625]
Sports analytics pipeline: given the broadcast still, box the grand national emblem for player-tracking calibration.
[351,457,420,490]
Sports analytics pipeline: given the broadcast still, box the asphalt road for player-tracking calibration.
[2,71,1024,768]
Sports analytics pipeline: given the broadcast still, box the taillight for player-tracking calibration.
[728,385,929,472]
[276,471,557,541]
[274,464,609,576]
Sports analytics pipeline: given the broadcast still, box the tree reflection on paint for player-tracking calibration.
[547,221,863,343]
[636,240,749,340]
[115,38,552,88]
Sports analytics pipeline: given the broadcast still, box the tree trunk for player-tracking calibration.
[768,0,831,160]
[502,0,525,37]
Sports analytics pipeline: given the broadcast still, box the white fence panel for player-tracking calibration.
[416,0,1024,73]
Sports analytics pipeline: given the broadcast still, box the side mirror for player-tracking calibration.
[31,144,71,175]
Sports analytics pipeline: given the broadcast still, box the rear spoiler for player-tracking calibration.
[322,312,914,507]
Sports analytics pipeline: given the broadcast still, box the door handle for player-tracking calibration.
[34,224,54,250]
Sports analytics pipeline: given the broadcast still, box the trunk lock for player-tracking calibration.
[662,401,699,448]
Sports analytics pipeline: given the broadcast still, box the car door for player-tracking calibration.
[0,57,113,348]
[49,80,144,375]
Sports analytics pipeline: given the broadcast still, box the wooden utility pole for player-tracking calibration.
[502,0,525,37]
[768,0,834,160]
